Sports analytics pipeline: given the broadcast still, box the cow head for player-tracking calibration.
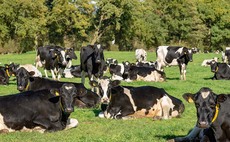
[50,83,78,113]
[183,87,227,128]
[16,67,35,92]
[180,48,193,63]
[93,44,104,64]
[5,62,19,77]
[65,47,77,61]
[208,60,218,73]
[49,48,67,66]
[90,76,120,104]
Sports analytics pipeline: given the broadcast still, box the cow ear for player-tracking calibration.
[89,80,98,87]
[76,88,87,97]
[29,71,35,76]
[183,93,195,103]
[50,89,61,97]
[49,49,57,59]
[217,94,227,103]
[111,80,120,87]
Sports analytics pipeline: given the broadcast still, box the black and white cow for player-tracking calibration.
[126,65,166,82]
[80,43,105,84]
[35,45,77,80]
[0,83,79,133]
[16,67,100,108]
[170,87,230,142]
[90,77,184,120]
[135,49,147,62]
[208,60,230,80]
[156,46,193,80]
[223,47,230,64]
[201,57,218,67]
[109,61,131,81]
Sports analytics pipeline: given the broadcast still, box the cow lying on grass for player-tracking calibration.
[169,87,230,142]
[90,76,184,120]
[0,83,78,133]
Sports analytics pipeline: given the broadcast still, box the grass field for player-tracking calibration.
[0,51,228,142]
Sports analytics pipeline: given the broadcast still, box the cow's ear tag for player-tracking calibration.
[188,97,193,103]
[184,52,187,54]
[55,53,57,56]
[6,65,9,68]
[55,91,60,96]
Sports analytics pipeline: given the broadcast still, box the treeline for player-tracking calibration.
[0,0,229,53]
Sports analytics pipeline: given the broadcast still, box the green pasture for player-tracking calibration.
[0,51,228,142]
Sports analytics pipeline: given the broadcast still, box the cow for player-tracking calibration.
[16,67,100,108]
[156,46,193,80]
[35,45,77,80]
[6,62,42,77]
[0,66,10,85]
[90,77,184,120]
[201,57,218,67]
[223,47,230,64]
[109,61,131,81]
[208,60,230,80]
[136,61,156,68]
[80,43,105,84]
[169,87,230,142]
[0,83,79,133]
[105,58,118,66]
[135,49,147,62]
[63,65,89,78]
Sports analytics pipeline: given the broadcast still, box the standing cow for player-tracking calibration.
[80,43,105,84]
[35,45,77,80]
[156,46,193,80]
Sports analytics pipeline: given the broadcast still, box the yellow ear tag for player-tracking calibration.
[188,97,193,103]
[6,66,9,68]
[55,92,60,96]
[184,52,187,54]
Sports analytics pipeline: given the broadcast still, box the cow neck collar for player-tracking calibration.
[25,81,30,91]
[6,69,10,77]
[215,67,218,72]
[211,104,219,123]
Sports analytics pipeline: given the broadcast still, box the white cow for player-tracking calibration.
[135,49,147,62]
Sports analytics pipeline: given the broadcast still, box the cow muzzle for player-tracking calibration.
[197,121,209,128]
[65,107,74,113]
[62,61,67,66]
[17,86,24,91]
[95,60,101,63]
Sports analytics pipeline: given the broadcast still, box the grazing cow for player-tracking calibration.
[208,60,230,80]
[156,46,193,80]
[16,67,100,108]
[80,43,105,84]
[35,45,77,80]
[126,65,166,82]
[109,61,131,81]
[135,49,147,62]
[0,83,79,133]
[170,87,230,142]
[201,57,218,67]
[90,77,184,119]
[0,66,10,85]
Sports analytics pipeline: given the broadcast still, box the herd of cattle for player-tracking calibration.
[0,44,230,141]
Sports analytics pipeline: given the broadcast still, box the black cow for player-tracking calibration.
[0,83,79,133]
[0,66,10,85]
[80,43,105,84]
[35,45,77,80]
[90,77,184,119]
[16,67,100,108]
[156,46,193,80]
[208,60,230,80]
[126,65,166,82]
[170,87,230,142]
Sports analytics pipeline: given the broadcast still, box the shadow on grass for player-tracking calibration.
[155,134,186,142]
[166,77,180,80]
[203,77,213,80]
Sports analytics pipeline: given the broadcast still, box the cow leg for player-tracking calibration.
[64,118,78,130]
[179,64,186,80]
[50,70,57,80]
[57,68,64,81]
[34,119,64,132]
[44,69,48,78]
[81,71,85,84]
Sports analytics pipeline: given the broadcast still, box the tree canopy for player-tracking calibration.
[0,0,229,53]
